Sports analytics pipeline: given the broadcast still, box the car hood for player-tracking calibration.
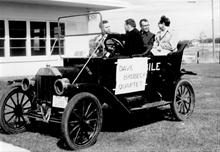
[35,65,92,83]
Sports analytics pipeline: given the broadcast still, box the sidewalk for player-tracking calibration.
[0,141,30,152]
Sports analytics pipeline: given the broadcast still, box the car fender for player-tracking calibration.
[70,83,131,114]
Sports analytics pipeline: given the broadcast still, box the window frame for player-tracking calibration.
[0,20,5,57]
[0,20,66,59]
[50,22,65,55]
[9,20,27,57]
[30,21,47,56]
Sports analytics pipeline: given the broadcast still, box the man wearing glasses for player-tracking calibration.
[139,18,155,56]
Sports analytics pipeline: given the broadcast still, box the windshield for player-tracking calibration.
[54,12,103,58]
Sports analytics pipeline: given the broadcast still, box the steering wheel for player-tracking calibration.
[104,38,124,57]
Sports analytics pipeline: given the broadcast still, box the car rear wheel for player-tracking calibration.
[0,86,32,134]
[61,92,103,150]
[171,79,195,121]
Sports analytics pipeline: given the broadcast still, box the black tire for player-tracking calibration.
[61,92,103,150]
[0,86,32,134]
[171,79,195,121]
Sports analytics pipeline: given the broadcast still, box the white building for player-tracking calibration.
[0,0,125,77]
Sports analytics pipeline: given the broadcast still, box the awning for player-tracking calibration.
[0,0,129,11]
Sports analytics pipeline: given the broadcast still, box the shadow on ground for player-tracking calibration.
[102,105,174,132]
[0,105,175,150]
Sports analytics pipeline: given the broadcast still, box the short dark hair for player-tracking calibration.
[158,15,170,26]
[125,18,136,28]
[99,20,109,28]
[139,18,148,27]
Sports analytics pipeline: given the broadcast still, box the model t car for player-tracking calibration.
[0,13,195,150]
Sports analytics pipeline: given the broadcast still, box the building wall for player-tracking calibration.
[0,2,89,77]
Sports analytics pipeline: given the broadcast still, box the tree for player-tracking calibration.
[215,37,220,43]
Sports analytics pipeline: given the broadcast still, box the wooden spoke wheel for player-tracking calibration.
[0,86,32,134]
[61,92,103,150]
[171,79,195,121]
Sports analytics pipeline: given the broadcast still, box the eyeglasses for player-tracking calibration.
[141,24,150,27]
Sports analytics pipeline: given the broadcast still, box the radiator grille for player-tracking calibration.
[36,75,58,102]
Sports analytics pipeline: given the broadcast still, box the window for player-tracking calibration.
[50,22,65,55]
[30,22,46,56]
[9,21,26,56]
[0,20,5,57]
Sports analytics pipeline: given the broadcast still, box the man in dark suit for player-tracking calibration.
[107,18,145,57]
[139,18,155,56]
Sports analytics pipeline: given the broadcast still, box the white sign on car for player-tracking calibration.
[115,57,149,95]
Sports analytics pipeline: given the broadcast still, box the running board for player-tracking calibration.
[130,100,170,111]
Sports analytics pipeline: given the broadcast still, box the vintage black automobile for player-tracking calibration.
[0,13,195,150]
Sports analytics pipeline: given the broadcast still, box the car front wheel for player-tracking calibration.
[61,92,103,150]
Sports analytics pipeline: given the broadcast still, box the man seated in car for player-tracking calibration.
[106,18,145,57]
[151,15,178,56]
[89,20,110,57]
[139,18,155,56]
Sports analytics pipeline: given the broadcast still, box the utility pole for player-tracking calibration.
[211,0,215,62]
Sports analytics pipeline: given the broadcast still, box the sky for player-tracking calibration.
[101,0,220,40]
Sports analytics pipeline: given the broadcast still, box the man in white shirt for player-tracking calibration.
[89,20,110,57]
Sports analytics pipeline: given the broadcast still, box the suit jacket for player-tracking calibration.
[140,30,155,50]
[108,28,145,56]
